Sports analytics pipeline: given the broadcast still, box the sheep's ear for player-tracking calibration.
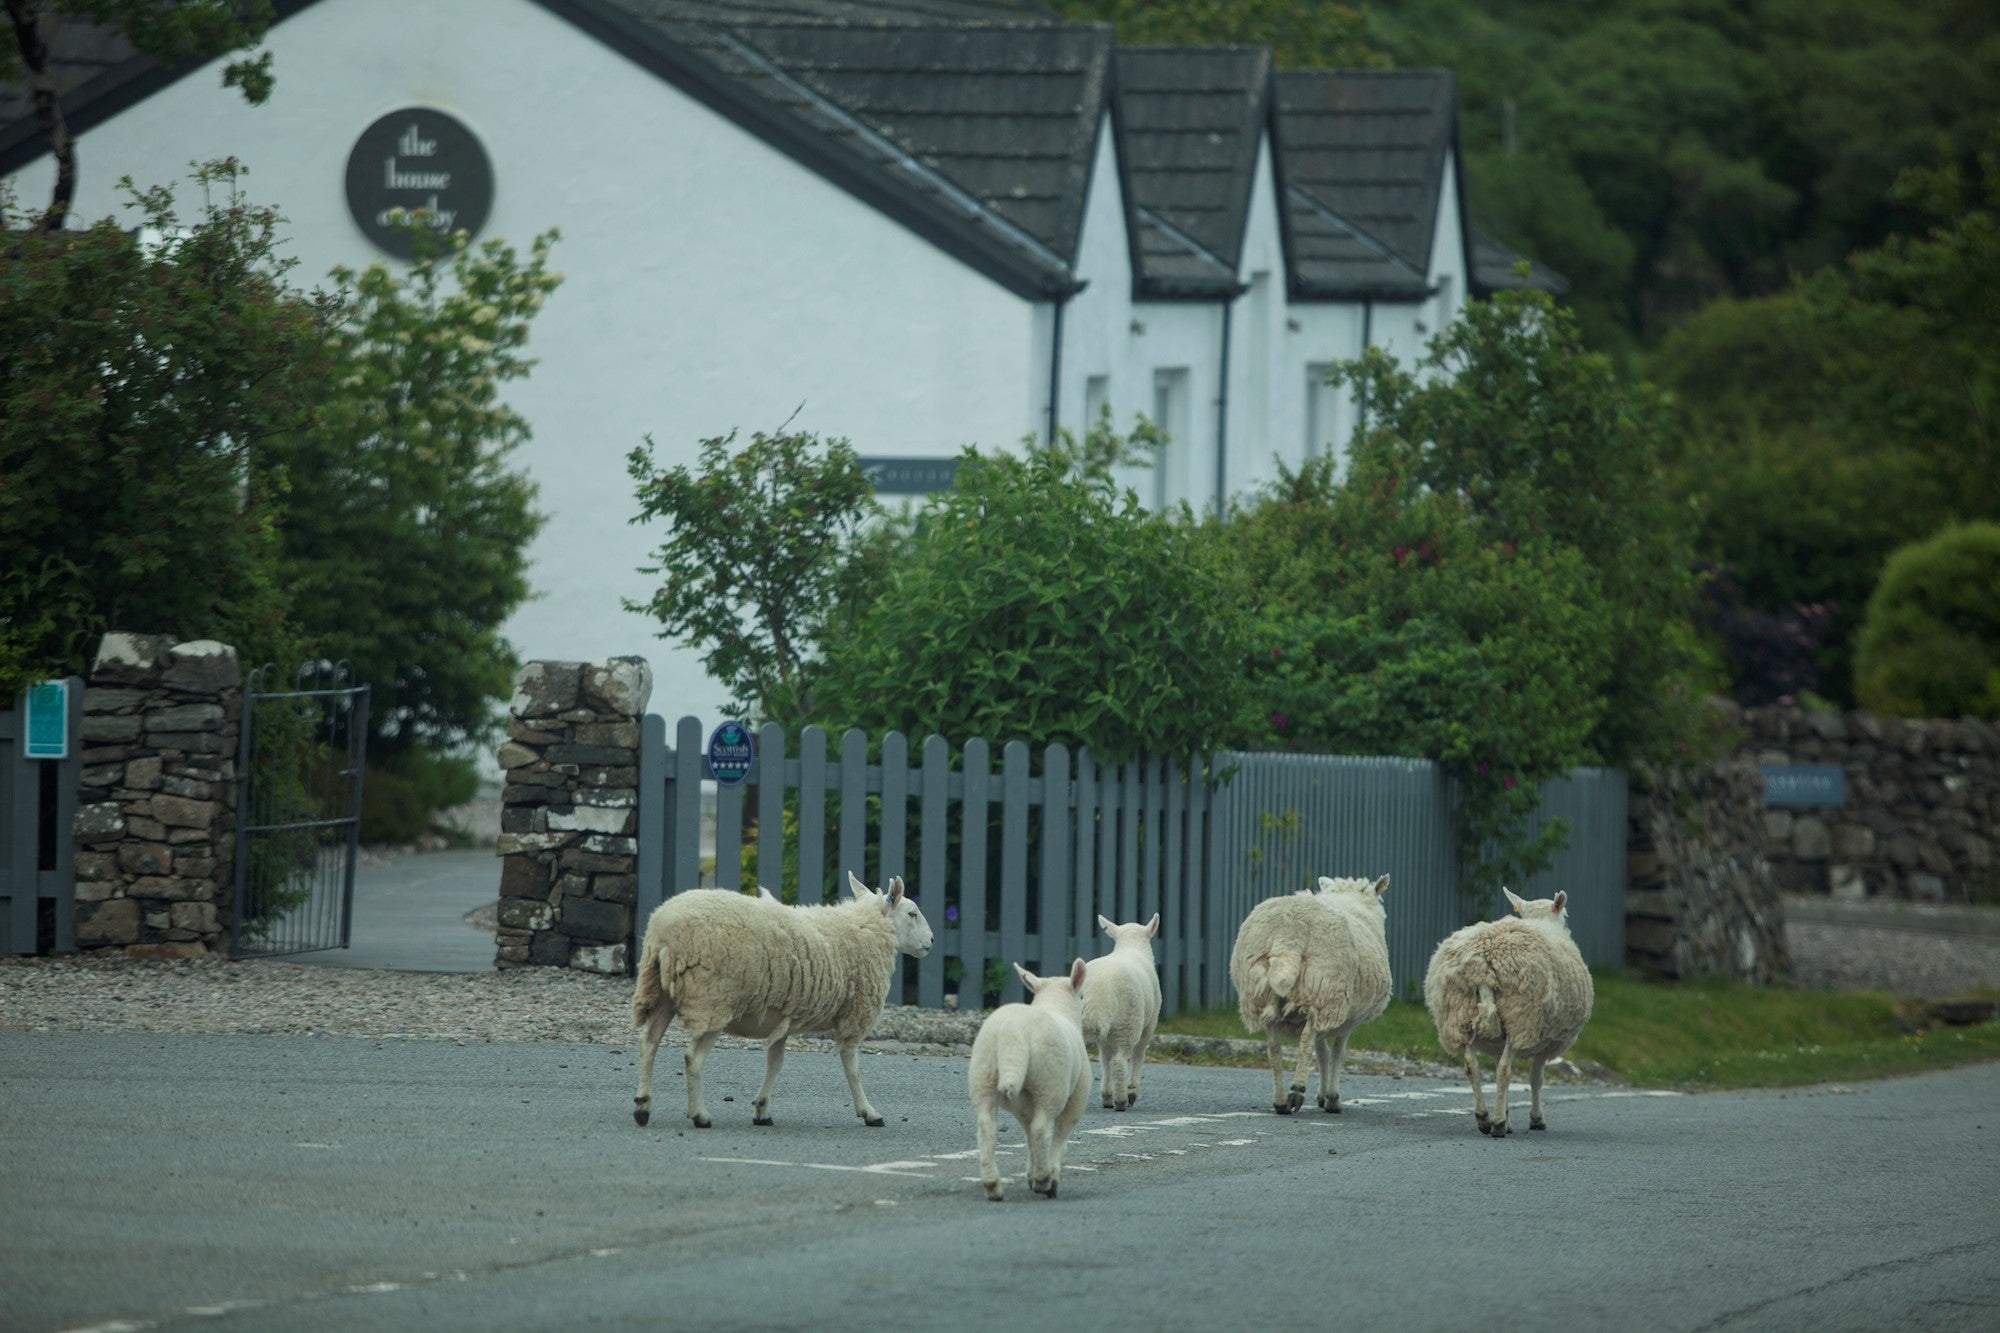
[847,870,872,900]
[1316,876,1336,893]
[1146,912,1160,937]
[1070,958,1088,991]
[1371,875,1390,897]
[1551,891,1567,915]
[1503,887,1526,914]
[1014,961,1041,994]
[758,885,779,903]
[1097,914,1115,936]
[886,876,905,906]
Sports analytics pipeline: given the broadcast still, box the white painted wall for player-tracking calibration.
[6,0,1038,720]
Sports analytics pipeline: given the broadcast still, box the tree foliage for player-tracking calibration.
[1211,289,1713,897]
[1048,0,1382,68]
[812,443,1250,762]
[265,224,556,756]
[626,429,879,722]
[0,162,335,698]
[1853,522,2000,721]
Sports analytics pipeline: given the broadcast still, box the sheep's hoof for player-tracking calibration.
[1101,1098,1114,1109]
[984,1184,1004,1202]
[1490,1120,1511,1138]
[1530,1120,1546,1131]
[1044,1181,1058,1199]
[1324,1099,1342,1114]
[1286,1087,1306,1112]
[1273,1103,1293,1116]
[1114,1102,1128,1112]
[1126,1091,1138,1107]
[633,1107,650,1126]
[690,1114,712,1129]
[864,1115,886,1128]
[753,1116,774,1126]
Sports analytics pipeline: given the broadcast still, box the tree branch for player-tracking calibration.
[6,1,75,233]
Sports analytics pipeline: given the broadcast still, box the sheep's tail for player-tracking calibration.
[1256,948,1304,1026]
[993,1029,1031,1100]
[1474,984,1502,1042]
[631,923,665,1028]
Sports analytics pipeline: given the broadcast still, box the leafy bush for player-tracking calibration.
[269,224,554,757]
[1694,562,1839,708]
[359,749,482,845]
[1854,522,2000,719]
[812,444,1249,762]
[0,164,334,697]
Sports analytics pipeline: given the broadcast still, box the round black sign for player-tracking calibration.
[344,107,493,259]
[706,721,755,787]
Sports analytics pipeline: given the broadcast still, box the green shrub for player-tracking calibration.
[359,749,482,845]
[812,445,1249,762]
[1854,522,2000,719]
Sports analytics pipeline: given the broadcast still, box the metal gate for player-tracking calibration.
[231,662,370,958]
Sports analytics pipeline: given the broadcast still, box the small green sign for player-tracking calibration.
[25,679,69,759]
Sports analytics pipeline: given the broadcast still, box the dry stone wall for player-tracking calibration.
[1624,760,1788,983]
[1742,707,1998,904]
[495,657,652,973]
[71,633,241,956]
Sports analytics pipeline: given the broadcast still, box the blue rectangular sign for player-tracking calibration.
[1759,762,1845,807]
[25,679,70,760]
[858,456,961,495]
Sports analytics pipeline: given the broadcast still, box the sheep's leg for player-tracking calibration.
[1097,1040,1117,1109]
[1128,1019,1155,1108]
[1488,1036,1516,1138]
[975,1096,1004,1201]
[1287,1023,1316,1113]
[838,1040,886,1127]
[683,1028,722,1129]
[633,1001,674,1127]
[1529,1055,1548,1131]
[1321,1030,1352,1113]
[1464,1046,1490,1131]
[1266,1031,1292,1115]
[1046,1071,1091,1200]
[1312,1031,1332,1110]
[752,1036,788,1126]
[1108,1046,1130,1112]
[1026,1109,1056,1196]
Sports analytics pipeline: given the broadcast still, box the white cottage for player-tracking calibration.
[2,0,1563,717]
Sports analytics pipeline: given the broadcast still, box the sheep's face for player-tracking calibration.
[850,872,934,957]
[1502,887,1569,925]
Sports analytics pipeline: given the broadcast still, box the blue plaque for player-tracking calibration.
[25,679,69,759]
[706,720,754,786]
[858,456,961,495]
[1759,763,1845,807]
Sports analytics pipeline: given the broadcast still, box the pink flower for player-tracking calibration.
[1476,761,1491,776]
[1503,774,1517,789]
[1270,712,1291,732]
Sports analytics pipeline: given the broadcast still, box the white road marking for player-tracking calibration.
[700,1157,936,1178]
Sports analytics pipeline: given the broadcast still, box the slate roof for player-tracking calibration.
[1471,228,1569,296]
[1274,68,1460,301]
[1112,45,1270,299]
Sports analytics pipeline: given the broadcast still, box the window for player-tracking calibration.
[1082,375,1110,434]
[1305,362,1348,478]
[1151,367,1191,509]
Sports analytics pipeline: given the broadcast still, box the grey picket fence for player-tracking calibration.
[636,718,1628,1014]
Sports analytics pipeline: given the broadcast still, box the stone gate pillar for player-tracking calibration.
[72,633,241,956]
[495,657,651,972]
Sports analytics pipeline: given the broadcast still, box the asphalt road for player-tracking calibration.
[2,1033,1995,1332]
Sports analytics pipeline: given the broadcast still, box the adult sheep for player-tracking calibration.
[1080,913,1161,1111]
[630,872,933,1129]
[1228,874,1391,1115]
[1423,887,1594,1137]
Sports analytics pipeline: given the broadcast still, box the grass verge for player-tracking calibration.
[1158,971,2000,1090]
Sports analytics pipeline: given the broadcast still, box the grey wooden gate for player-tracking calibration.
[637,717,1630,1015]
[0,679,84,955]
[231,663,370,958]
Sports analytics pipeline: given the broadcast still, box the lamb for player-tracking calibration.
[630,871,933,1130]
[1228,874,1392,1116]
[1423,887,1594,1137]
[968,958,1093,1200]
[1080,913,1161,1111]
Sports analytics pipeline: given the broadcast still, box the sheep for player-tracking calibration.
[1423,887,1594,1137]
[968,958,1092,1200]
[1080,913,1161,1111]
[1228,874,1392,1116]
[630,871,934,1130]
